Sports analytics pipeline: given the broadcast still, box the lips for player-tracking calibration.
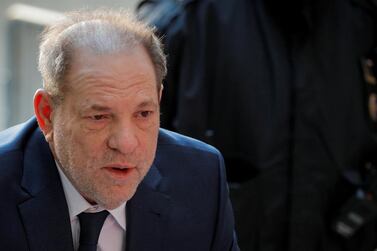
[106,166,130,173]
[103,165,135,182]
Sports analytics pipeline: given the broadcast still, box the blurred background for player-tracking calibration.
[0,0,138,130]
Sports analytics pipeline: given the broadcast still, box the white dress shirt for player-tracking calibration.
[56,164,126,251]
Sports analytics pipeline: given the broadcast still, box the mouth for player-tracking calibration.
[103,165,135,182]
[107,166,131,172]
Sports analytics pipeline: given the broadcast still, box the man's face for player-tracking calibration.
[49,45,160,209]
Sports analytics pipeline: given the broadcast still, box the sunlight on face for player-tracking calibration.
[50,45,160,209]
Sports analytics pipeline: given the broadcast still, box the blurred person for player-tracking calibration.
[137,0,377,250]
[0,8,239,251]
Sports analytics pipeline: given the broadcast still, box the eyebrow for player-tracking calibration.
[87,104,112,112]
[137,99,158,109]
[78,104,112,116]
[80,98,158,114]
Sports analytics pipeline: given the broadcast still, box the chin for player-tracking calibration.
[95,188,137,210]
[97,197,127,210]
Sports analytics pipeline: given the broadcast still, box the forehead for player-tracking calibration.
[63,45,158,100]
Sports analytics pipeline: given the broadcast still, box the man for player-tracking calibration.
[0,9,238,251]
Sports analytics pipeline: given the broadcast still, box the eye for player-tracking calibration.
[90,114,109,121]
[139,111,153,118]
[140,111,152,118]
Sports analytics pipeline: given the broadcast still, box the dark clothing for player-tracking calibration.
[0,118,239,251]
[137,0,377,250]
[289,1,377,250]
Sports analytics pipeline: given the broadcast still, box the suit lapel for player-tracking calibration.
[18,128,74,251]
[126,164,171,251]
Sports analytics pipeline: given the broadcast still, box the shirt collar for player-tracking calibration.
[56,161,127,230]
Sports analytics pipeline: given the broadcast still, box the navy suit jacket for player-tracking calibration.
[0,118,239,251]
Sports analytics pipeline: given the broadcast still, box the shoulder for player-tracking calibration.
[156,128,225,181]
[157,128,222,158]
[0,118,39,187]
[0,117,38,154]
[156,128,227,195]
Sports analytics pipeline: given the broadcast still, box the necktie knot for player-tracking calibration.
[78,210,109,251]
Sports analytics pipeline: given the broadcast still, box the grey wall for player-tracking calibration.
[0,0,139,129]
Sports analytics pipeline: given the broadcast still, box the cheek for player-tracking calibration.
[57,121,107,160]
[75,131,108,158]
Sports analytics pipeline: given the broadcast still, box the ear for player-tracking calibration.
[158,84,163,104]
[33,89,54,142]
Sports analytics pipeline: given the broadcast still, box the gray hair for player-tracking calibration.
[38,8,166,104]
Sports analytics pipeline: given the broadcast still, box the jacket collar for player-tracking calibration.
[19,126,74,251]
[126,154,171,251]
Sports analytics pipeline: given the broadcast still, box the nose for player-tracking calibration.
[107,120,139,154]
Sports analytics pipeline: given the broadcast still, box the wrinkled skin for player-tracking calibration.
[35,45,162,209]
